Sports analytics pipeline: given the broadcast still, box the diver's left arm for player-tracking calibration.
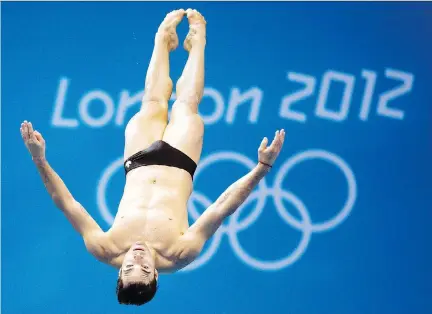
[183,129,286,254]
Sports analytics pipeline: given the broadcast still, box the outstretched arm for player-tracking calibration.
[187,129,286,245]
[20,121,103,239]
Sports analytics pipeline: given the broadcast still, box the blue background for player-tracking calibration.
[2,2,432,314]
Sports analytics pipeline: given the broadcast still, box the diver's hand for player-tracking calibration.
[258,129,285,167]
[20,121,46,159]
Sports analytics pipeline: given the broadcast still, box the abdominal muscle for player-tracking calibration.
[105,165,193,271]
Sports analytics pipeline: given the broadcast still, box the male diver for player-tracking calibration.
[20,9,286,306]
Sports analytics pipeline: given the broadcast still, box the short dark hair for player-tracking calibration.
[116,276,158,306]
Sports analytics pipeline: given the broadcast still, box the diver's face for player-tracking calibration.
[120,242,158,285]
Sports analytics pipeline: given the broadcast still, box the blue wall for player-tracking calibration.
[2,2,431,314]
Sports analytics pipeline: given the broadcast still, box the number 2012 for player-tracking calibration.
[280,69,414,122]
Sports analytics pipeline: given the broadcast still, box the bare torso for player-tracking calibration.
[100,165,195,272]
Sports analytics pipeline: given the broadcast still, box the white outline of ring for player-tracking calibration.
[191,151,269,229]
[228,190,312,270]
[97,157,123,226]
[273,149,357,233]
[181,152,270,272]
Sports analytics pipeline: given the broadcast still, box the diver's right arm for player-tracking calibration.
[20,121,103,239]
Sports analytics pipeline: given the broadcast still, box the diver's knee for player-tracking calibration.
[140,99,168,117]
[144,78,173,102]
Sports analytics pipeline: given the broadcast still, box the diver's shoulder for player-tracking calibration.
[84,231,119,265]
[174,232,203,266]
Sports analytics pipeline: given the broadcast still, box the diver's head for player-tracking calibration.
[116,242,158,306]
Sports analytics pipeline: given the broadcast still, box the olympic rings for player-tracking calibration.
[97,149,357,271]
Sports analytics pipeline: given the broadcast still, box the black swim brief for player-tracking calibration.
[124,140,197,179]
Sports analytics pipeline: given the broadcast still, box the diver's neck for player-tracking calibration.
[146,242,159,264]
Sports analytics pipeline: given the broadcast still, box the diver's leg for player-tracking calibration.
[163,9,206,164]
[124,9,185,159]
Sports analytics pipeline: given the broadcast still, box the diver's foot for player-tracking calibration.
[184,9,206,52]
[156,9,185,51]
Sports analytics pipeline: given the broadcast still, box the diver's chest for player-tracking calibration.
[112,209,182,245]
